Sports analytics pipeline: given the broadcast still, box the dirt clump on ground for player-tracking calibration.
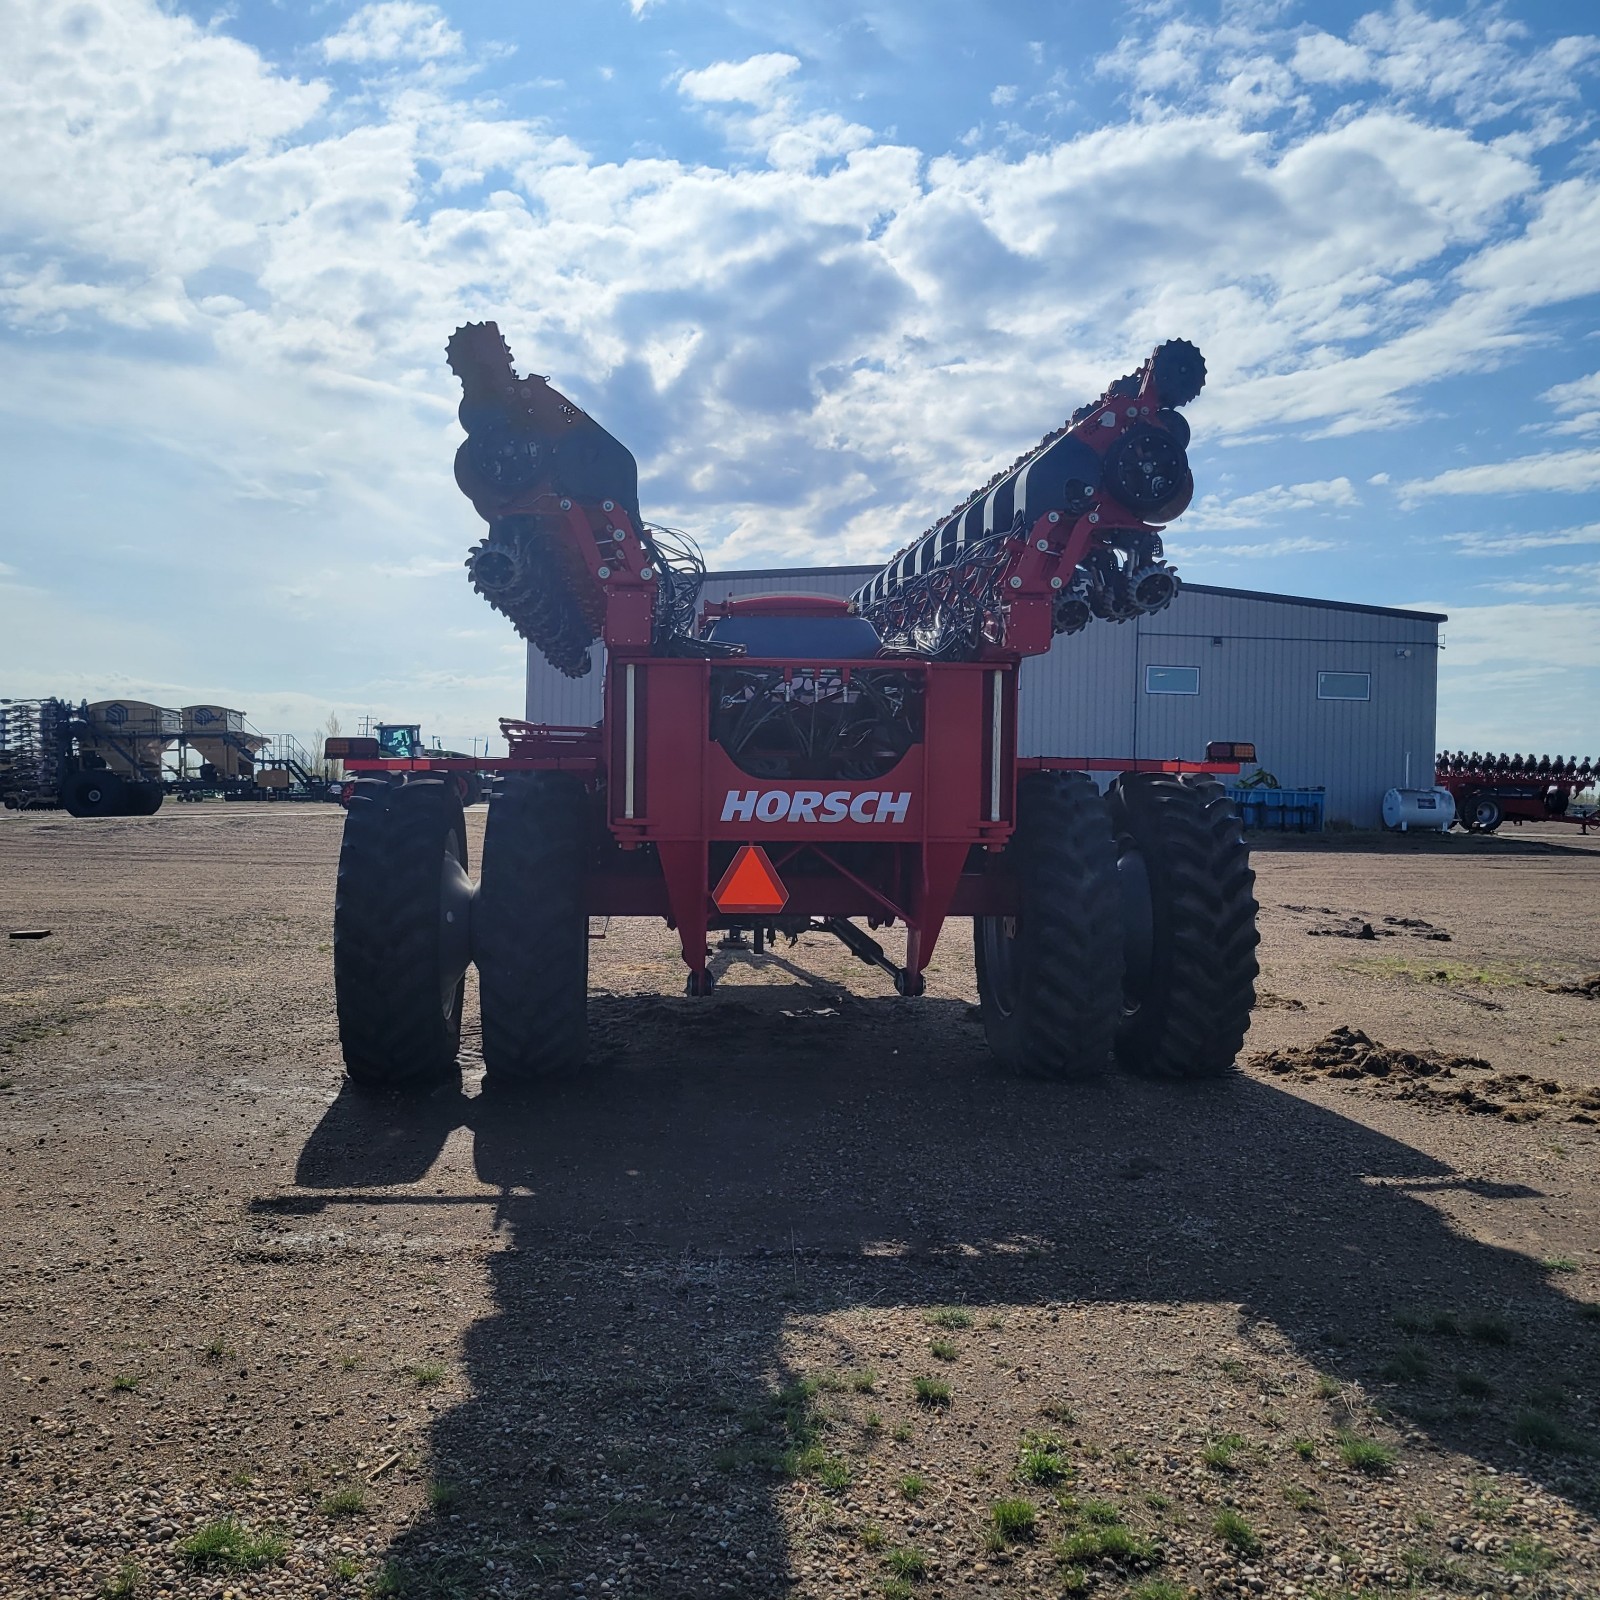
[1543,972,1600,998]
[1252,1024,1600,1121]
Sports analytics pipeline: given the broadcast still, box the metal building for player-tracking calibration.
[525,567,1445,827]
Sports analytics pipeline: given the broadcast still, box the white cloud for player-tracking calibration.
[322,3,463,65]
[678,53,801,108]
[1292,31,1369,85]
[1097,20,1206,94]
[1185,477,1358,531]
[1402,450,1600,503]
[1445,523,1600,556]
[1181,535,1342,558]
[1542,369,1600,438]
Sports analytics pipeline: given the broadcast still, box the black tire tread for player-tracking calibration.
[977,770,1124,1079]
[334,777,466,1087]
[1110,773,1258,1078]
[476,773,589,1080]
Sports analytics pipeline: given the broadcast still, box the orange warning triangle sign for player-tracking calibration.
[713,845,789,914]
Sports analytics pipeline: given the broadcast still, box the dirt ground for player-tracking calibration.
[3,806,1600,1600]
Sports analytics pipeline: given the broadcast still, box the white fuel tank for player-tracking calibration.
[1382,786,1456,832]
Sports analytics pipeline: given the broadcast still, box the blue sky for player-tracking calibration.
[2,0,1598,756]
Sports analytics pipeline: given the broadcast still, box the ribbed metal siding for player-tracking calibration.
[526,570,1441,827]
[1016,589,1440,825]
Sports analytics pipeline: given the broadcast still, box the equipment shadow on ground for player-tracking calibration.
[291,988,1600,1596]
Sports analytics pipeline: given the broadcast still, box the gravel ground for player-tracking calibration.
[2,806,1600,1600]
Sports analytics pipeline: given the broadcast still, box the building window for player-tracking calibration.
[1317,671,1371,701]
[1145,665,1200,695]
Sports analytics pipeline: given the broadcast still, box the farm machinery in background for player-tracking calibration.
[331,721,493,807]
[1435,751,1598,834]
[0,698,331,815]
[327,322,1259,1090]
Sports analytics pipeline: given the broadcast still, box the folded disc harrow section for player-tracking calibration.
[852,339,1204,660]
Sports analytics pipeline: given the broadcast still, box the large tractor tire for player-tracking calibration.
[475,772,589,1083]
[1108,773,1258,1079]
[334,777,472,1089]
[125,781,164,816]
[974,770,1124,1078]
[61,769,126,818]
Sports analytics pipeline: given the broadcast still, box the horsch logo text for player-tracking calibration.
[721,789,912,824]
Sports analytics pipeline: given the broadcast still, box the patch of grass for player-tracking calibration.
[981,1526,1005,1555]
[1456,1369,1494,1399]
[1213,1507,1261,1556]
[1218,1356,1248,1381]
[899,1473,927,1502]
[427,1480,459,1511]
[1055,1523,1157,1566]
[1527,1381,1569,1412]
[1131,1584,1185,1600]
[320,1487,365,1517]
[863,1410,883,1434]
[891,1422,913,1443]
[928,1338,957,1362]
[817,1457,853,1494]
[1291,1436,1316,1460]
[1201,1433,1245,1472]
[1080,1499,1123,1526]
[1283,1483,1319,1513]
[884,1547,929,1580]
[1466,1312,1512,1345]
[1018,1431,1071,1486]
[1503,1536,1559,1575]
[331,1554,361,1580]
[928,1307,973,1329]
[101,1563,142,1599]
[848,1368,878,1393]
[178,1518,288,1572]
[1471,1478,1513,1521]
[1380,1343,1432,1382]
[881,1581,913,1600]
[1057,1566,1090,1596]
[110,1374,140,1393]
[912,1375,950,1408]
[990,1498,1037,1543]
[1335,1431,1396,1474]
[1312,1373,1341,1399]
[203,1338,232,1361]
[1511,1408,1589,1454]
[339,1354,360,1371]
[408,1361,447,1387]
[1541,1256,1580,1274]
[860,1522,885,1552]
[1144,1492,1171,1511]
[1039,1400,1076,1425]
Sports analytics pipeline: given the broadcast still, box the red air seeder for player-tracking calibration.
[327,326,1260,1090]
